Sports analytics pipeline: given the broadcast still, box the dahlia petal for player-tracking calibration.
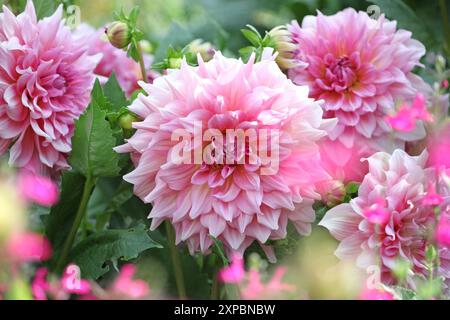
[319,203,361,241]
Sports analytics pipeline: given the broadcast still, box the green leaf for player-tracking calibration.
[241,29,261,47]
[103,73,128,111]
[91,79,114,112]
[33,0,56,19]
[69,102,120,178]
[69,224,161,279]
[46,172,86,254]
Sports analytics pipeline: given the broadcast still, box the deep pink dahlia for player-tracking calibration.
[74,24,155,98]
[288,9,428,183]
[116,50,335,257]
[0,1,100,173]
[320,150,450,285]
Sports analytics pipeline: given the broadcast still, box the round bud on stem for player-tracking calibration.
[105,21,131,49]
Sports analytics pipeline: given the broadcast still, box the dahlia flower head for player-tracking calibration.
[320,150,450,285]
[116,50,336,257]
[74,24,155,98]
[0,1,100,174]
[288,9,429,183]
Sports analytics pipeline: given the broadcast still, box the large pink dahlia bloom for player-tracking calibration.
[288,9,428,183]
[320,150,450,285]
[0,1,100,173]
[74,25,155,98]
[116,51,336,257]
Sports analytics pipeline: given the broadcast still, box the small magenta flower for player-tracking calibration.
[386,93,432,133]
[105,21,131,49]
[112,264,150,299]
[436,216,450,247]
[363,198,390,225]
[32,268,50,300]
[218,254,245,284]
[241,267,295,300]
[442,79,449,89]
[6,232,52,263]
[360,287,394,300]
[18,173,59,207]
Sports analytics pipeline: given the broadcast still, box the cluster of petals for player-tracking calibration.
[320,149,450,285]
[0,1,100,173]
[116,50,335,257]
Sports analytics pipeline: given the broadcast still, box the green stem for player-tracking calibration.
[439,0,450,54]
[136,40,148,83]
[210,275,220,300]
[165,221,186,299]
[56,175,96,272]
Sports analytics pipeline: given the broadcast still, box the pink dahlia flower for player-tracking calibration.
[74,24,155,98]
[116,50,335,257]
[288,9,428,183]
[319,150,450,285]
[0,1,100,174]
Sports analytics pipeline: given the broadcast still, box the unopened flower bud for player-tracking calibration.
[119,113,138,131]
[268,26,298,70]
[188,39,215,62]
[105,21,131,49]
[435,55,446,73]
[169,58,182,69]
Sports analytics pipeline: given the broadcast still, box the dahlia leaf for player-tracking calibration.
[68,224,161,279]
[46,171,86,254]
[103,73,128,111]
[91,79,114,112]
[33,0,56,19]
[69,102,121,178]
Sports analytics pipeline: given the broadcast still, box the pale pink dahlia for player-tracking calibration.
[0,1,100,173]
[320,150,450,285]
[116,51,335,257]
[288,9,428,183]
[74,24,155,98]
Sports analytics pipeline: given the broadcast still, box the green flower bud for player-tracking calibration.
[119,113,138,131]
[425,244,437,262]
[188,39,215,62]
[169,58,182,69]
[268,26,298,70]
[105,21,131,49]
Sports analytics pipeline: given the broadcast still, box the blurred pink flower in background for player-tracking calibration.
[320,150,450,285]
[111,264,149,299]
[74,25,155,98]
[0,1,100,174]
[6,232,52,263]
[436,215,450,247]
[428,125,450,170]
[360,287,394,300]
[288,9,428,185]
[218,254,245,284]
[386,93,433,133]
[61,264,91,295]
[116,50,335,257]
[240,267,295,300]
[31,268,50,300]
[18,172,59,206]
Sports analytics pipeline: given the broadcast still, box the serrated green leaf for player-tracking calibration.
[103,73,128,111]
[69,224,161,279]
[69,103,120,178]
[33,0,56,19]
[46,172,86,254]
[91,79,114,112]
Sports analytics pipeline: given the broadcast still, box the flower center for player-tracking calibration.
[324,54,359,92]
